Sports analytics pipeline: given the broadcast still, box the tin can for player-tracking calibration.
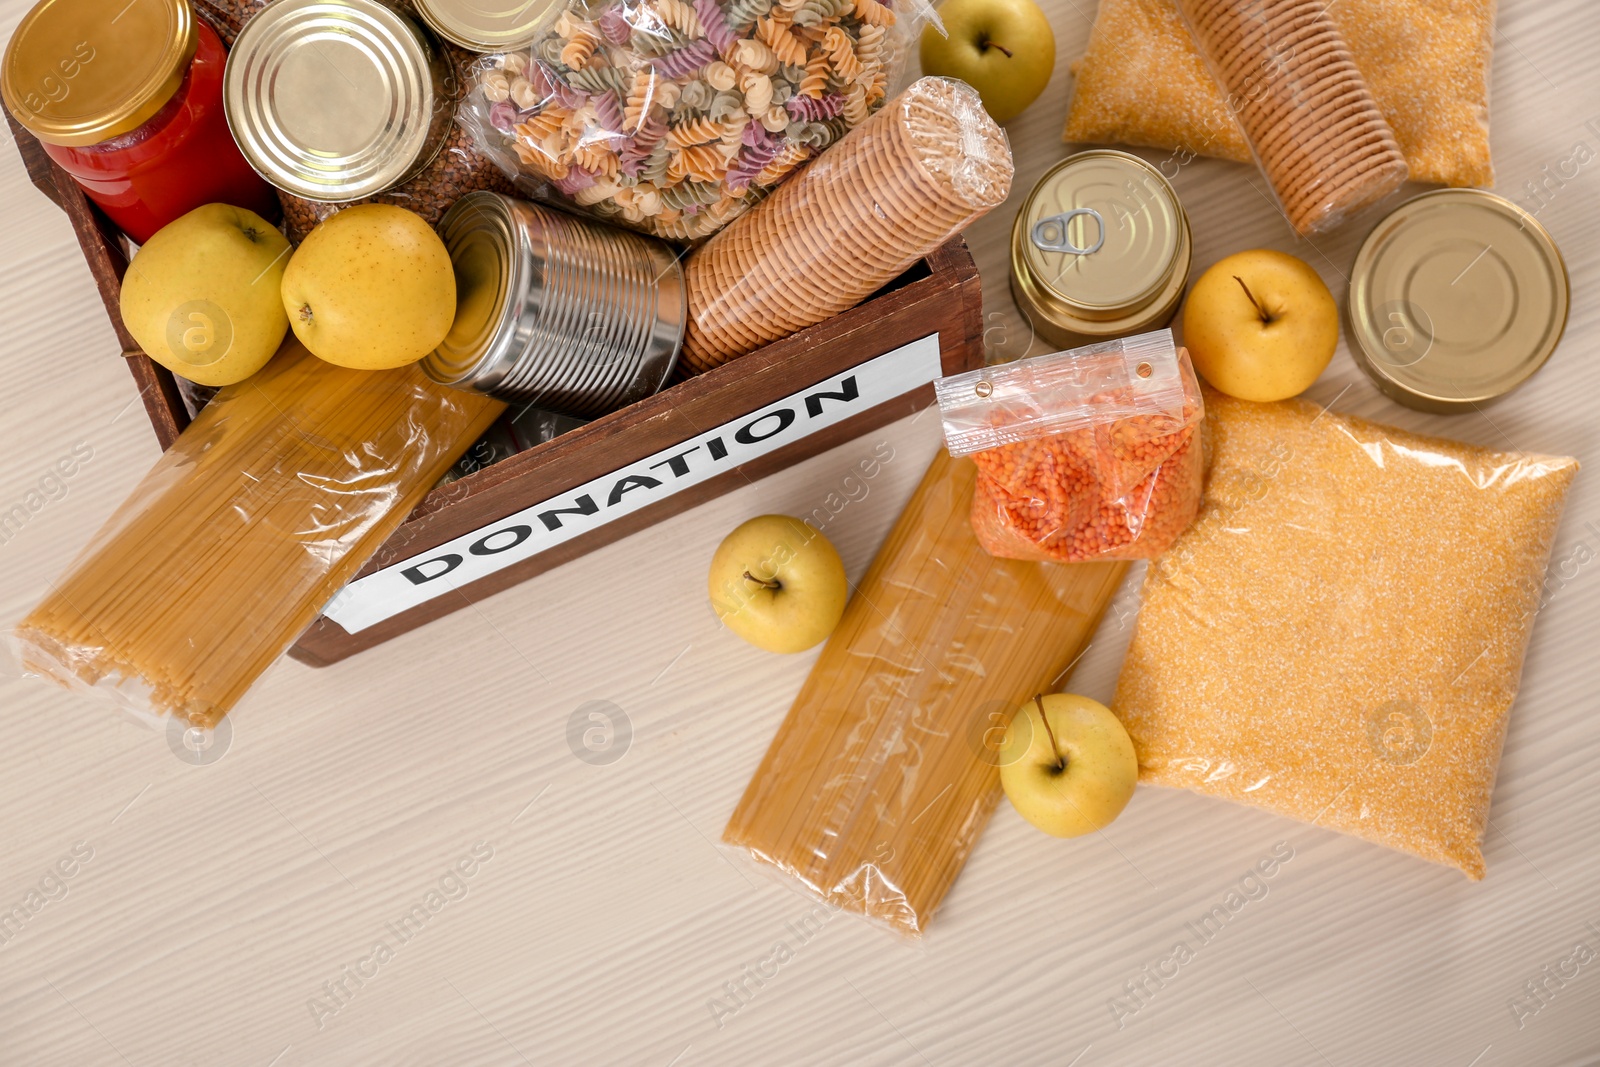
[423,192,686,418]
[1010,150,1191,351]
[1346,189,1569,414]
[224,0,455,202]
[413,0,553,52]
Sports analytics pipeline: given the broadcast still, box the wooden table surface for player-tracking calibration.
[2,1,1597,1064]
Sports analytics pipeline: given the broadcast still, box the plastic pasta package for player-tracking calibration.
[458,0,935,241]
[935,330,1204,563]
[1062,0,1494,189]
[6,341,504,729]
[1112,390,1578,879]
[680,76,1012,371]
[724,450,1126,935]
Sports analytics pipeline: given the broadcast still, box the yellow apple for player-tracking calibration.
[708,515,848,654]
[1182,248,1338,402]
[919,0,1056,126]
[119,204,292,387]
[281,204,455,370]
[999,693,1138,837]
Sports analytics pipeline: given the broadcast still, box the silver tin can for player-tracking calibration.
[224,0,455,202]
[424,192,686,417]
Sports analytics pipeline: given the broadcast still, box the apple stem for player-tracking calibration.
[1035,694,1065,773]
[1234,275,1274,325]
[980,36,1014,58]
[742,570,782,591]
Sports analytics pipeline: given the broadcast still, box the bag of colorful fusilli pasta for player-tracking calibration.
[458,0,936,241]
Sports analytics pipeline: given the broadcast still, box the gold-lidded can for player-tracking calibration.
[1346,189,1569,414]
[413,0,555,52]
[1,0,196,147]
[1011,150,1191,351]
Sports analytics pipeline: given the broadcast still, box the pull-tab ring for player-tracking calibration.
[1031,207,1105,256]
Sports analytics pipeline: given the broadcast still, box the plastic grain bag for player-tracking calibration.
[1062,0,1495,189]
[1112,389,1578,879]
[724,450,1126,935]
[936,330,1204,563]
[459,0,934,241]
[6,341,504,729]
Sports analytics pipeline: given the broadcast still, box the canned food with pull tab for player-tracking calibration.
[1010,150,1191,352]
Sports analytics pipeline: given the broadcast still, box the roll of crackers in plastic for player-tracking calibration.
[1174,0,1407,236]
[680,77,1014,373]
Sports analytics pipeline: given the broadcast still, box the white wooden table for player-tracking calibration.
[1,1,1597,1063]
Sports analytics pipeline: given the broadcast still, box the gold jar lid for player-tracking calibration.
[1347,189,1569,414]
[1011,150,1191,349]
[413,0,555,52]
[2,0,197,147]
[224,0,453,203]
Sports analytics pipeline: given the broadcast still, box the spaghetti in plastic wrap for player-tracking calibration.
[724,449,1126,935]
[937,330,1204,563]
[459,0,936,241]
[7,341,504,729]
[1112,390,1578,878]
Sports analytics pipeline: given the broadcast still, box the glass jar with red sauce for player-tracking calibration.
[2,0,278,244]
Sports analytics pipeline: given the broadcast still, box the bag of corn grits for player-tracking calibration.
[934,329,1204,563]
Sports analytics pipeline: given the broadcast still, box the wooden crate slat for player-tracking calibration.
[289,239,982,663]
[9,123,190,448]
[5,108,59,207]
[12,122,985,665]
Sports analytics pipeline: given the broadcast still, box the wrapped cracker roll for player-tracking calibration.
[1173,0,1408,235]
[680,76,1013,372]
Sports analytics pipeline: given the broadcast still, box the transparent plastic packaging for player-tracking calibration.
[6,341,504,729]
[1169,0,1408,235]
[680,76,1012,371]
[457,0,934,242]
[936,331,1204,563]
[1061,0,1495,189]
[1113,389,1578,879]
[724,450,1126,936]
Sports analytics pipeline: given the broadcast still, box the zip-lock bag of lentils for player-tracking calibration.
[1113,390,1578,879]
[935,330,1205,563]
[458,0,934,241]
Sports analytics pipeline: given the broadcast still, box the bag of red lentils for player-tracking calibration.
[934,330,1204,563]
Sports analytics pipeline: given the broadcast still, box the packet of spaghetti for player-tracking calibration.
[6,341,504,730]
[934,330,1204,563]
[722,449,1126,936]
